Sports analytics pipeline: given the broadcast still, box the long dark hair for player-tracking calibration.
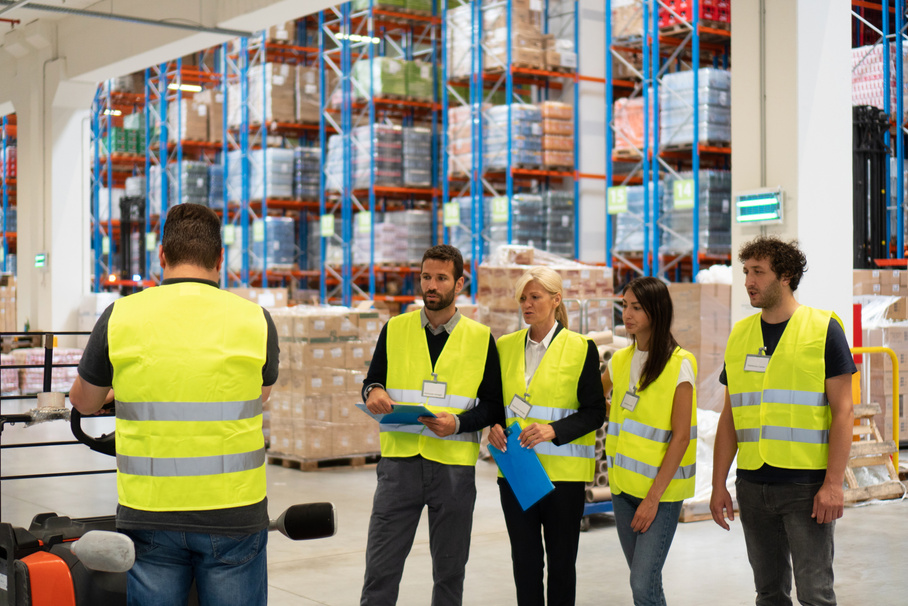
[624,277,678,392]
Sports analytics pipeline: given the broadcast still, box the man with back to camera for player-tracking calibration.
[710,235,856,606]
[70,203,280,606]
[360,244,505,606]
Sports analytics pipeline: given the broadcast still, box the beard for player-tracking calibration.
[423,287,456,311]
[752,279,783,309]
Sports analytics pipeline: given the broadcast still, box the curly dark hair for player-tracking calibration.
[738,235,808,291]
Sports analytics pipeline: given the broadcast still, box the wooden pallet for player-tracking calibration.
[267,452,380,471]
[613,147,643,161]
[844,403,905,503]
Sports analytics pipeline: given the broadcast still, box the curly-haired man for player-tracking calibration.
[710,235,856,606]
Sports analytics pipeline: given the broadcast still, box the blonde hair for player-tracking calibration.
[514,267,569,330]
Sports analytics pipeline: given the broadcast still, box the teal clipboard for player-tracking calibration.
[355,403,437,425]
[488,421,555,511]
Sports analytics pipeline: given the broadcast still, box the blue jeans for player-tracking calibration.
[736,478,836,606]
[612,492,683,606]
[123,528,268,606]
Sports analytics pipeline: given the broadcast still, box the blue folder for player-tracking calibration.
[488,421,555,511]
[355,403,437,425]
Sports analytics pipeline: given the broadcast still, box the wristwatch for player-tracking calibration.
[364,383,383,401]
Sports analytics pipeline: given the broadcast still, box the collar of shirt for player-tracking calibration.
[162,277,219,288]
[421,307,462,336]
[525,321,558,352]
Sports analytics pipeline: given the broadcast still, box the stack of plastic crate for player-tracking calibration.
[326,125,403,190]
[208,165,224,210]
[545,190,575,258]
[251,216,296,271]
[485,104,542,169]
[306,218,343,271]
[294,147,321,201]
[659,170,731,256]
[227,148,294,200]
[353,212,402,264]
[614,183,662,254]
[490,194,545,249]
[660,68,731,147]
[402,127,432,188]
[168,161,209,206]
[387,210,432,264]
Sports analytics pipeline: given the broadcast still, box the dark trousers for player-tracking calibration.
[498,477,586,606]
[361,456,477,606]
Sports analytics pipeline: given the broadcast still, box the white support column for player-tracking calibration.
[14,54,95,339]
[731,0,853,338]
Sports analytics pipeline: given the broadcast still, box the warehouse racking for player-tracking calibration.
[0,113,14,274]
[851,0,908,262]
[605,0,731,284]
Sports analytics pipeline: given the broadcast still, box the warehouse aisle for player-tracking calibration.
[2,415,906,605]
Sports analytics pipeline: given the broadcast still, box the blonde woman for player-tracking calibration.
[489,267,606,606]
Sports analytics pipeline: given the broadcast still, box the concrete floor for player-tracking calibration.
[2,413,907,605]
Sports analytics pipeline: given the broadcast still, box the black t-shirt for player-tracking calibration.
[78,278,280,534]
[720,316,856,484]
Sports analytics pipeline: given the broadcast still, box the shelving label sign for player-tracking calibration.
[443,203,460,227]
[673,179,695,209]
[357,211,371,234]
[223,224,236,246]
[101,237,110,255]
[145,233,156,252]
[491,197,509,223]
[607,187,628,215]
[320,214,335,237]
[253,221,265,243]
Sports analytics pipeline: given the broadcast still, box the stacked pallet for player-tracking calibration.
[267,306,384,462]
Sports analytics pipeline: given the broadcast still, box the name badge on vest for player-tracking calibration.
[422,373,447,399]
[620,388,639,412]
[744,354,770,373]
[509,393,532,419]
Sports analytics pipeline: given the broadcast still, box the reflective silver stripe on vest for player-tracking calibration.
[762,389,827,407]
[608,420,698,443]
[116,399,263,422]
[504,404,576,423]
[385,388,478,411]
[533,440,595,459]
[377,423,481,443]
[730,392,762,408]
[736,428,760,443]
[610,452,696,480]
[117,447,266,477]
[761,425,829,444]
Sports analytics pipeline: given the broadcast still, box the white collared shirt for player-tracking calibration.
[525,322,558,385]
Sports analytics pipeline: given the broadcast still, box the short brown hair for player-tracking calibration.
[738,235,807,291]
[161,203,222,270]
[421,245,464,281]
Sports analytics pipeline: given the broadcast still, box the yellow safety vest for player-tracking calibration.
[497,328,597,482]
[725,306,838,470]
[383,311,489,466]
[606,345,698,501]
[108,281,268,512]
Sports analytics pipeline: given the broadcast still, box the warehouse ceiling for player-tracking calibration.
[0,0,338,113]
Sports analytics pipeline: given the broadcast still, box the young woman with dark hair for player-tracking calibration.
[601,277,698,605]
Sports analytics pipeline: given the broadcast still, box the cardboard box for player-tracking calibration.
[292,420,332,459]
[331,393,370,425]
[307,342,346,368]
[268,20,296,42]
[346,341,373,370]
[227,287,288,308]
[294,314,342,340]
[167,98,208,142]
[332,423,380,457]
[194,89,224,144]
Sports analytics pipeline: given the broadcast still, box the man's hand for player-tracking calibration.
[812,481,844,524]
[365,386,395,414]
[488,424,508,452]
[709,484,735,531]
[420,411,456,437]
[630,496,660,533]
[518,422,555,449]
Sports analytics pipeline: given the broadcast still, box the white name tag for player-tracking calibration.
[620,391,640,412]
[508,394,532,419]
[422,380,447,399]
[744,354,770,373]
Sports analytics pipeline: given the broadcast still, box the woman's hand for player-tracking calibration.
[630,495,660,533]
[518,422,555,449]
[488,424,508,451]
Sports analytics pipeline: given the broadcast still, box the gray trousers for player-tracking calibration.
[361,455,477,606]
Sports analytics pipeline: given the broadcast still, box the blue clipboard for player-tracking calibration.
[356,403,437,425]
[488,421,555,511]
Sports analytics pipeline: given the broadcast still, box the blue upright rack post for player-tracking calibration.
[641,0,651,277]
[0,115,7,273]
[897,0,905,257]
[605,1,614,269]
[650,0,662,274]
[691,0,701,277]
[319,11,329,304]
